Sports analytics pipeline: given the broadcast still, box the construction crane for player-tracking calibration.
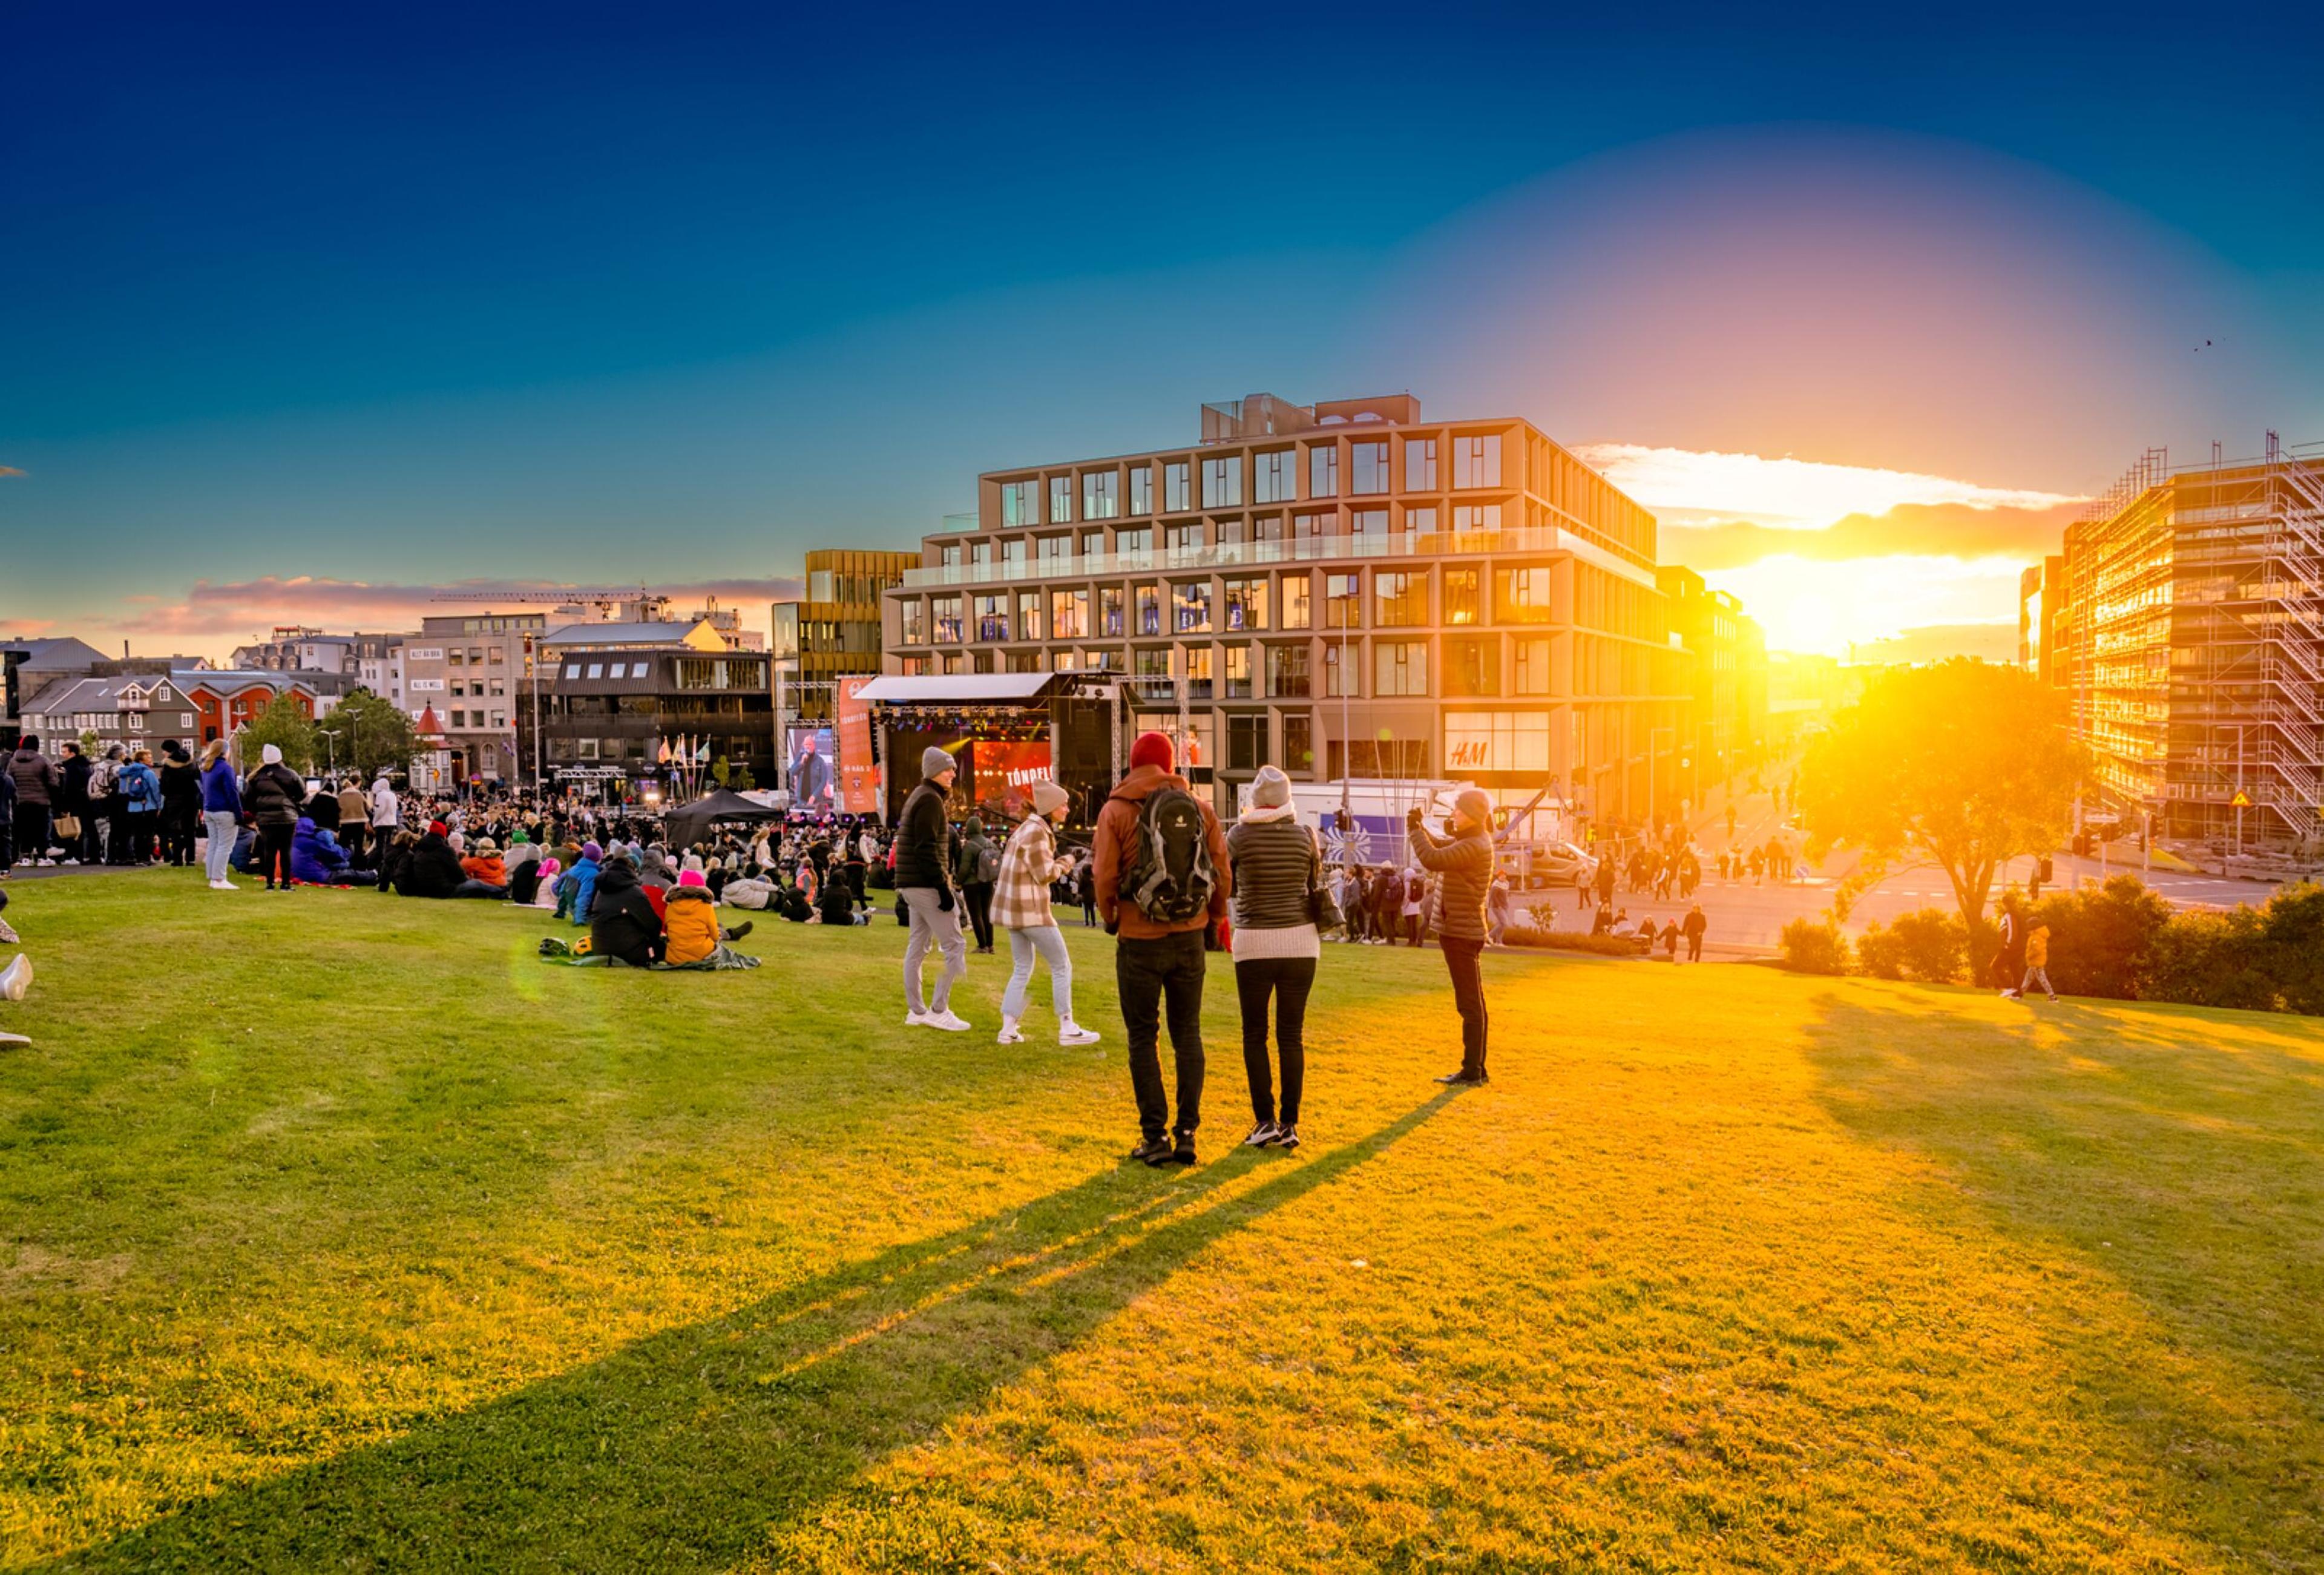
[430,587,662,621]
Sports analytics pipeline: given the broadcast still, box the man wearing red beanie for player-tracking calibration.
[1094,729,1232,1166]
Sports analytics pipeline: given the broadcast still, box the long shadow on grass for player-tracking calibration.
[1802,991,2324,1563]
[45,1091,1457,1573]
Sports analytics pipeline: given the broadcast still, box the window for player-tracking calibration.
[1166,521,1203,551]
[180,711,194,729]
[1325,573,1362,629]
[1049,476,1073,525]
[490,711,507,729]
[1375,571,1426,626]
[1101,586,1125,637]
[1452,433,1502,488]
[1329,738,1429,779]
[1405,505,1438,536]
[469,647,484,663]
[450,709,466,728]
[1224,645,1252,700]
[1444,568,1480,626]
[1444,637,1496,697]
[1292,511,1329,541]
[940,543,962,568]
[1002,537,1028,570]
[970,541,991,565]
[1375,641,1430,697]
[1308,445,1339,498]
[1006,649,1042,673]
[586,663,603,679]
[1267,643,1310,697]
[933,596,964,642]
[1017,590,1042,642]
[1128,464,1154,515]
[1223,577,1269,631]
[577,737,599,760]
[1283,712,1313,773]
[1497,567,1555,623]
[1453,504,1502,531]
[1201,455,1241,508]
[1324,643,1355,698]
[1164,461,1191,513]
[1254,449,1296,503]
[1350,508,1388,546]
[976,594,1009,642]
[1173,580,1212,633]
[1405,436,1438,490]
[1051,588,1088,640]
[1227,712,1268,772]
[1118,525,1152,557]
[1082,530,1105,557]
[1183,646,1213,700]
[1445,711,1552,773]
[1281,573,1312,630]
[1351,441,1388,495]
[1038,534,1071,564]
[563,663,581,679]
[1255,513,1284,542]
[1513,637,1553,694]
[1137,584,1162,636]
[1082,470,1120,519]
[448,649,465,667]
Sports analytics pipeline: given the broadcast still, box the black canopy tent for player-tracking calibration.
[663,788,786,850]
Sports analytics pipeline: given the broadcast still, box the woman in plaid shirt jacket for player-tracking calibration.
[993,780,1103,1048]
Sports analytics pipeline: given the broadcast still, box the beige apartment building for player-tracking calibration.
[880,393,1690,826]
[400,612,547,784]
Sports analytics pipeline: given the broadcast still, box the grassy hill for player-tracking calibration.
[2,873,2319,1571]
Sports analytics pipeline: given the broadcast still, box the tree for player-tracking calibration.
[312,688,421,781]
[1797,660,2084,955]
[238,694,320,774]
[710,755,757,792]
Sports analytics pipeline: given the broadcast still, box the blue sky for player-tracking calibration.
[2,1,2319,654]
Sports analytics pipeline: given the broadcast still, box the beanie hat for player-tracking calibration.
[582,841,602,861]
[1455,787,1493,826]
[681,852,704,871]
[475,838,496,854]
[1129,730,1174,772]
[922,745,957,779]
[965,816,983,837]
[261,744,283,764]
[677,869,707,889]
[429,820,449,837]
[1249,764,1292,809]
[1031,780,1069,816]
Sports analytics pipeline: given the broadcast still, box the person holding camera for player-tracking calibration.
[1408,789,1495,1087]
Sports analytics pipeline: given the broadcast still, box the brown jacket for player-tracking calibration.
[1092,766,1232,940]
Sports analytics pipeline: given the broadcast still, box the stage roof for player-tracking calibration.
[852,673,1065,704]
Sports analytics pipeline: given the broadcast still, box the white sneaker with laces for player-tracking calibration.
[210,880,238,892]
[996,1016,1025,1045]
[1058,1022,1101,1047]
[0,955,30,1002]
[904,1008,932,1027]
[925,1010,971,1032]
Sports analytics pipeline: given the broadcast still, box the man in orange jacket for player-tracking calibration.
[1094,731,1232,1167]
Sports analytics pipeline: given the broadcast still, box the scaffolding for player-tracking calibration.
[2061,437,2324,855]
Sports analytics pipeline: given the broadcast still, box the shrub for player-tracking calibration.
[2144,907,2279,1011]
[1854,921,1906,980]
[2257,883,2324,1014]
[1779,917,1851,975]
[1888,907,1969,984]
[2028,875,2176,1001]
[1502,909,1647,956]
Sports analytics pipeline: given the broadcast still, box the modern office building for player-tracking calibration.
[772,549,921,721]
[2017,556,2067,688]
[400,613,548,784]
[1657,565,1768,804]
[2044,439,2324,850]
[879,392,1690,827]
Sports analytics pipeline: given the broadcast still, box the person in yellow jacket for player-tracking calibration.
[662,869,758,968]
[2020,922,2057,1002]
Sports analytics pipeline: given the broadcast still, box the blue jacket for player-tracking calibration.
[557,855,601,924]
[119,761,161,814]
[200,758,243,816]
[290,817,352,884]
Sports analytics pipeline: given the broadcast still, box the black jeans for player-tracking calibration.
[1117,929,1207,1140]
[161,803,199,866]
[962,881,995,949]
[258,823,295,887]
[1441,936,1489,1077]
[1235,955,1314,1126]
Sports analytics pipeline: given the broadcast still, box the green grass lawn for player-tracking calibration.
[2,872,2320,1572]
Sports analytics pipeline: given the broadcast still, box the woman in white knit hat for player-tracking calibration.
[1226,764,1321,1149]
[991,780,1101,1047]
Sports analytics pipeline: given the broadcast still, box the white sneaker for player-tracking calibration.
[904,1008,932,1028]
[0,955,30,1002]
[1058,1022,1100,1047]
[210,880,238,892]
[925,1010,971,1033]
[996,1018,1025,1045]
[0,919,16,944]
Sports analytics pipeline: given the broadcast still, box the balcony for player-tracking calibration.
[899,524,1651,591]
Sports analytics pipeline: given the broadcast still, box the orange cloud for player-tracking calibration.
[1663,498,2080,571]
[0,465,24,478]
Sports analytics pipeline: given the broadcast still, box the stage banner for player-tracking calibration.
[969,740,1052,820]
[836,676,880,815]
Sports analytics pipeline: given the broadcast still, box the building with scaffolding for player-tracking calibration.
[2047,436,2324,854]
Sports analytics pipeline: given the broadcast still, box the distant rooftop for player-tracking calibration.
[1199,392,1422,445]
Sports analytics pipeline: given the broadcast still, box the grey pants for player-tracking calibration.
[203,811,238,883]
[901,886,968,1015]
[1002,924,1073,1022]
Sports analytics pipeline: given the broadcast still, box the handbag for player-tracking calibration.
[54,813,82,840]
[1304,830,1345,931]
